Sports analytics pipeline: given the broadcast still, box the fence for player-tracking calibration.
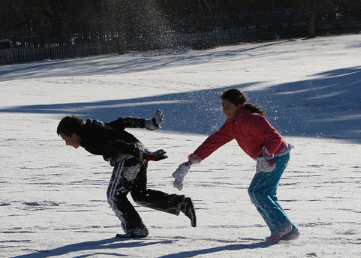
[0,43,119,65]
[0,28,285,65]
[1,7,361,65]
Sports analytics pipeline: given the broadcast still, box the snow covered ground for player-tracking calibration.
[0,33,361,257]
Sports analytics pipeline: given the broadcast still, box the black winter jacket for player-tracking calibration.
[79,117,148,163]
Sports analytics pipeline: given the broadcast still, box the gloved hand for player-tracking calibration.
[145,109,164,130]
[259,146,274,159]
[256,146,275,173]
[172,162,191,191]
[256,155,276,173]
[140,149,168,161]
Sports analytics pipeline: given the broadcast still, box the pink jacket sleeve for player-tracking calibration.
[189,124,234,163]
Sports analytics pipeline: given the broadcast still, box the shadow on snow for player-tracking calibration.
[12,237,271,258]
[12,237,166,258]
[158,241,272,258]
[0,66,360,143]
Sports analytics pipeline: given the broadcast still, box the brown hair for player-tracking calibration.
[57,115,85,137]
[220,88,265,116]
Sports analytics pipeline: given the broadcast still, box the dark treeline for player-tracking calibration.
[0,0,361,53]
[1,0,361,64]
[1,1,360,31]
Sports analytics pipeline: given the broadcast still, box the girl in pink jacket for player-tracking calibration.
[172,88,299,243]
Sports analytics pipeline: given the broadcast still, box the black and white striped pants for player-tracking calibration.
[107,155,185,233]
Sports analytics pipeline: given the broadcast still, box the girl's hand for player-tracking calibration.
[172,162,191,190]
[259,146,274,159]
[256,155,276,173]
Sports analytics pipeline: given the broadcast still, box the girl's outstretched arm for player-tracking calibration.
[173,124,233,190]
[191,124,233,161]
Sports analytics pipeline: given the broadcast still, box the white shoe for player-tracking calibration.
[265,226,292,243]
[280,225,300,241]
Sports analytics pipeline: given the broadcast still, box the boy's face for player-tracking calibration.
[59,133,81,149]
[222,99,241,120]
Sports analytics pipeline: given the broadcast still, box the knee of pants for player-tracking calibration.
[130,190,144,204]
[248,187,255,204]
[107,192,127,205]
[248,186,264,205]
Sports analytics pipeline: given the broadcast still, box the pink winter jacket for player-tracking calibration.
[189,106,287,162]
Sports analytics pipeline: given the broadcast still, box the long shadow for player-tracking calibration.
[0,84,241,136]
[158,241,271,258]
[0,66,360,142]
[12,237,170,258]
[261,65,361,142]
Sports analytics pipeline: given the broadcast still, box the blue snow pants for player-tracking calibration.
[248,152,292,235]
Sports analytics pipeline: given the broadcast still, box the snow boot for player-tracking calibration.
[181,197,196,227]
[116,226,149,238]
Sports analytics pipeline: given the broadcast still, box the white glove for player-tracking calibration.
[256,155,276,173]
[172,162,191,191]
[259,146,274,159]
[145,109,164,130]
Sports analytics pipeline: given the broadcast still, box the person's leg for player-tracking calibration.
[131,161,196,227]
[107,159,148,237]
[248,152,292,236]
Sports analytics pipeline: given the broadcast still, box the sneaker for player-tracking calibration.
[265,226,292,243]
[116,227,149,238]
[182,197,196,227]
[116,233,148,238]
[280,225,300,241]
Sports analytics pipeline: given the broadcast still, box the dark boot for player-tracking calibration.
[181,197,196,227]
[116,225,149,238]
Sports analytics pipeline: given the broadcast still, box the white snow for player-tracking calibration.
[1,33,361,257]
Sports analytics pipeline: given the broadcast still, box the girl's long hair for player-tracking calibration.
[220,88,265,116]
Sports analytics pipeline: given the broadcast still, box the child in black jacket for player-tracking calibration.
[57,110,196,238]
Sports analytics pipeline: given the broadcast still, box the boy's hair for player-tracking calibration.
[220,88,265,116]
[57,115,85,137]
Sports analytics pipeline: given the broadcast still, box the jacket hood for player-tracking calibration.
[85,118,105,129]
[79,119,105,138]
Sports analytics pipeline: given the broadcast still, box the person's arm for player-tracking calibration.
[82,138,167,161]
[106,110,164,130]
[190,126,234,163]
[172,124,233,190]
